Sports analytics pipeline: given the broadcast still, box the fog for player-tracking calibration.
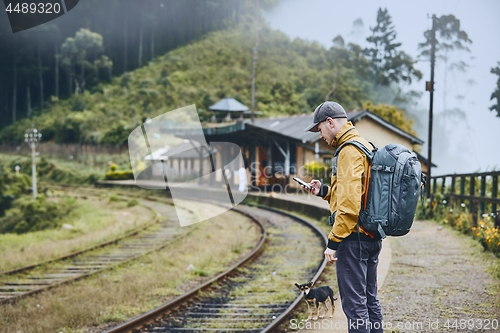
[265,0,500,175]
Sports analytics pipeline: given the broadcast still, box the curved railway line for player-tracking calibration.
[0,185,331,332]
[104,204,328,333]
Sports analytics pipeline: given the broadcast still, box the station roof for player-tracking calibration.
[249,114,318,143]
[171,109,424,146]
[248,110,424,145]
[209,98,249,112]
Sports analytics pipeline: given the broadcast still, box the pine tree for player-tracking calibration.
[419,14,472,113]
[364,8,422,86]
[490,62,500,118]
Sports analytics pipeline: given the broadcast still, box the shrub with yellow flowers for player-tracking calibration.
[471,216,500,257]
[104,161,134,181]
[454,212,473,234]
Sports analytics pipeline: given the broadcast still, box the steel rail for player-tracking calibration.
[0,194,162,277]
[103,202,328,333]
[103,206,267,333]
[255,204,328,333]
[44,184,331,332]
[0,191,194,305]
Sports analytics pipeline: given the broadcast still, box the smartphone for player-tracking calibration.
[293,177,312,190]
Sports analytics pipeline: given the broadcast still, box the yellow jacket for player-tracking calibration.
[321,122,372,248]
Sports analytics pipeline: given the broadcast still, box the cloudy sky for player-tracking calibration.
[265,0,500,175]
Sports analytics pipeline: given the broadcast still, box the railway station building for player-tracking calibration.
[153,107,430,191]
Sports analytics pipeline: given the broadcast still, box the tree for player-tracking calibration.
[419,14,472,198]
[324,42,371,106]
[419,14,471,58]
[362,101,417,136]
[60,28,112,95]
[332,35,345,48]
[0,0,251,128]
[348,18,366,45]
[419,14,472,114]
[364,8,422,86]
[490,62,500,118]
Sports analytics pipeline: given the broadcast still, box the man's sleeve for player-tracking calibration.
[318,183,331,200]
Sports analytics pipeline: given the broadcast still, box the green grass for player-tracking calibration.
[0,192,154,272]
[0,205,261,333]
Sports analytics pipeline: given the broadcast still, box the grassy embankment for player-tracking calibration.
[0,201,261,333]
[1,147,259,332]
[0,189,155,273]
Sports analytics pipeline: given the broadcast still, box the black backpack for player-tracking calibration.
[333,141,425,238]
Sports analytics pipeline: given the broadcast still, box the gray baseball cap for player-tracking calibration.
[304,101,347,132]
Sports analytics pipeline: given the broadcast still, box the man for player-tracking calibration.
[304,101,383,333]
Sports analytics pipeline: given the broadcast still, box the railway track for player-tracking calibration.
[104,204,328,333]
[0,184,330,332]
[0,193,198,305]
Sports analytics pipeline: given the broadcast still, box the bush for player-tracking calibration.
[45,167,101,184]
[108,194,120,203]
[37,157,56,175]
[415,192,449,222]
[127,199,139,207]
[100,125,130,146]
[0,196,76,234]
[104,170,134,180]
[472,218,500,257]
[453,212,473,234]
[8,157,101,185]
[85,173,101,184]
[72,98,86,111]
[0,159,31,217]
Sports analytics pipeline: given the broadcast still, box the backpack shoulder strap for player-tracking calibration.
[334,140,375,161]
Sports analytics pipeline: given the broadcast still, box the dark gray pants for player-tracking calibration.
[336,239,383,333]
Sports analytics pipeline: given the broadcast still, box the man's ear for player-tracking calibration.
[325,117,332,126]
[326,117,335,129]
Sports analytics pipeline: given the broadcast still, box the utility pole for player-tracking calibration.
[24,127,42,199]
[426,14,437,199]
[250,0,259,124]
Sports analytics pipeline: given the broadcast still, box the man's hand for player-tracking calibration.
[308,179,322,195]
[324,248,337,264]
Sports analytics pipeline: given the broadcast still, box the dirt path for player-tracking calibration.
[378,219,499,333]
[289,219,499,333]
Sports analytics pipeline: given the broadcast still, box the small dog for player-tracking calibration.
[295,281,337,321]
